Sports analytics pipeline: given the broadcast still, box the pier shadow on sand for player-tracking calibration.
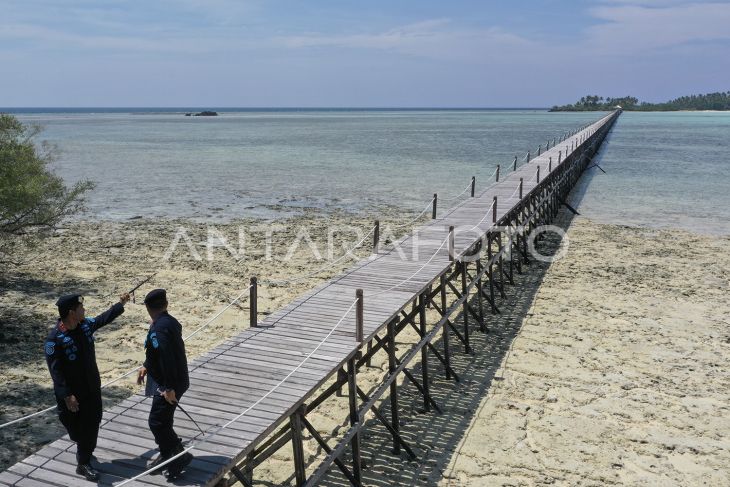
[295,147,614,487]
[288,201,590,486]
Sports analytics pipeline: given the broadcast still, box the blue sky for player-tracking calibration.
[1,0,728,107]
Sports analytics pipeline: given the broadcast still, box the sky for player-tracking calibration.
[1,0,729,107]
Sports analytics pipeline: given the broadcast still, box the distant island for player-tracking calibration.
[185,111,218,116]
[550,91,730,111]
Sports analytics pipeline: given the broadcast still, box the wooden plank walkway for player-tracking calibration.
[0,111,619,487]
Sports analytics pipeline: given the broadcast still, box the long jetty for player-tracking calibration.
[0,110,620,487]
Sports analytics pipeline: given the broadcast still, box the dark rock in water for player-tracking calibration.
[194,111,218,116]
[185,113,192,116]
[128,215,143,220]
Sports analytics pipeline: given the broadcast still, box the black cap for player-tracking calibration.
[56,294,84,318]
[56,294,83,312]
[144,288,167,307]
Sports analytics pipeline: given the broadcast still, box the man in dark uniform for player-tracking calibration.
[136,288,193,479]
[45,292,131,481]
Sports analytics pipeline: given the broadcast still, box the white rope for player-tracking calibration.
[468,199,497,232]
[262,225,377,286]
[182,285,253,341]
[369,233,450,298]
[0,284,254,430]
[440,180,473,202]
[114,298,360,487]
[391,196,436,229]
[0,406,57,429]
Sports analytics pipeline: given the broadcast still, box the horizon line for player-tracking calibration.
[1,106,552,111]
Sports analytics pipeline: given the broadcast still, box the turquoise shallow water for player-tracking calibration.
[10,109,730,234]
[573,111,730,235]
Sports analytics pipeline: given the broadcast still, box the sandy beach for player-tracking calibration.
[1,210,729,486]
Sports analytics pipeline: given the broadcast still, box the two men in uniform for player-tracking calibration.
[45,288,192,482]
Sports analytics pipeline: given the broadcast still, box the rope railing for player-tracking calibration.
[115,297,360,486]
[391,196,436,229]
[440,180,473,202]
[0,284,255,430]
[261,224,377,286]
[369,233,451,298]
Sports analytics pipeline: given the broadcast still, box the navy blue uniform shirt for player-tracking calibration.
[45,303,125,405]
[143,312,189,395]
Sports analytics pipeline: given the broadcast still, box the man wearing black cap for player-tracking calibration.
[45,292,131,481]
[136,288,192,479]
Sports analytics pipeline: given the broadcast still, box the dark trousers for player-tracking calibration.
[148,394,182,456]
[59,401,101,465]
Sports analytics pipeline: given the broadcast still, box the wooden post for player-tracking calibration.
[373,220,380,253]
[432,193,438,219]
[496,164,500,182]
[527,150,531,163]
[536,166,540,183]
[537,144,541,156]
[497,231,506,298]
[470,176,475,197]
[558,151,562,163]
[461,261,471,354]
[546,140,550,150]
[440,274,451,380]
[448,225,455,262]
[476,259,485,332]
[419,292,430,411]
[388,318,400,453]
[549,157,552,172]
[243,452,255,485]
[250,276,257,328]
[356,289,364,344]
[347,356,362,484]
[487,233,497,313]
[492,196,497,223]
[290,407,306,486]
[513,156,517,171]
[519,178,523,199]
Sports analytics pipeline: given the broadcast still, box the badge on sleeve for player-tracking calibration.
[45,342,55,356]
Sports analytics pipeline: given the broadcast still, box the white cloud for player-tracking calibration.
[0,23,229,53]
[586,2,730,53]
[273,19,536,64]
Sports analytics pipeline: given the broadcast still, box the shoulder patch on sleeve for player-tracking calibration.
[45,341,55,356]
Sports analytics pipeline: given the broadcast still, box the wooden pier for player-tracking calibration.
[0,110,620,487]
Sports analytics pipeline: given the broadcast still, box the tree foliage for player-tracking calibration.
[0,113,94,262]
[550,92,730,111]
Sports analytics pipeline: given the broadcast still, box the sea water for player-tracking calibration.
[574,111,730,235]
[8,109,729,235]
